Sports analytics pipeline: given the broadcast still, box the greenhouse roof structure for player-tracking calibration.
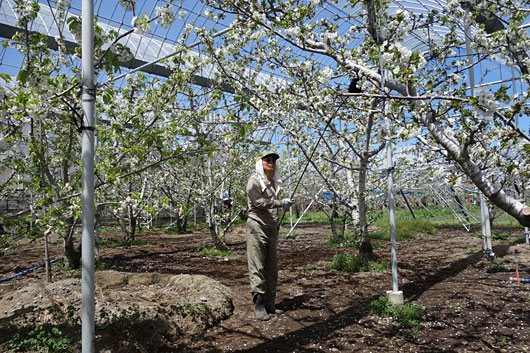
[3,0,525,89]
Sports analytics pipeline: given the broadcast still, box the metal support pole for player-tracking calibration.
[386,119,399,293]
[286,147,293,228]
[81,1,95,352]
[44,230,51,282]
[511,67,527,244]
[382,69,403,304]
[480,194,494,257]
[399,189,416,219]
[465,11,493,259]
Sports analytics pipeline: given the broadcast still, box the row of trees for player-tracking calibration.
[0,0,528,267]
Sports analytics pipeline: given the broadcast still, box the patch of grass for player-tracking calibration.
[98,237,148,248]
[368,295,424,331]
[327,253,387,273]
[375,206,482,228]
[178,302,207,319]
[3,306,79,353]
[499,337,511,348]
[165,224,196,235]
[397,219,436,240]
[5,325,74,353]
[326,233,358,248]
[486,261,510,273]
[472,231,509,241]
[0,234,14,253]
[370,231,387,240]
[290,211,346,225]
[370,241,387,249]
[368,261,388,272]
[371,219,436,241]
[492,232,509,241]
[328,253,368,273]
[295,211,328,224]
[199,247,232,257]
[491,214,522,228]
[410,207,454,219]
[165,226,184,235]
[95,257,106,271]
[53,261,81,278]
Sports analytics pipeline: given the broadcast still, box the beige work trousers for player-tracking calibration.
[246,217,279,310]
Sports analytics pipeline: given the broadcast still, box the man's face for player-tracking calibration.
[262,156,277,175]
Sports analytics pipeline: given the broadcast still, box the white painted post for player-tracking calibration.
[480,193,494,257]
[512,74,527,245]
[81,0,95,352]
[385,115,402,304]
[464,10,494,259]
[381,67,403,304]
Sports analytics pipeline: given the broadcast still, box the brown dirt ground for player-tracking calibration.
[1,223,530,352]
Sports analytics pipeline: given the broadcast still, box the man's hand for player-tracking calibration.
[281,198,292,209]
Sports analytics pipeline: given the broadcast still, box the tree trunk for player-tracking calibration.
[175,207,188,233]
[206,204,228,251]
[117,217,130,240]
[357,158,372,255]
[450,187,471,223]
[357,182,375,261]
[129,215,137,241]
[359,238,375,262]
[329,211,347,241]
[208,221,228,251]
[329,195,347,241]
[175,216,185,234]
[63,217,80,269]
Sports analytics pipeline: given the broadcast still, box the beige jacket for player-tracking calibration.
[246,174,283,229]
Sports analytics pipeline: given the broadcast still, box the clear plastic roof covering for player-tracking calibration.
[0,0,236,83]
[0,0,528,93]
[0,0,486,79]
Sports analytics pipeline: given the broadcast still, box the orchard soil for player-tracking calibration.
[1,223,530,352]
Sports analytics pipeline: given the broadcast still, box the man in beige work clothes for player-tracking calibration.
[246,151,292,321]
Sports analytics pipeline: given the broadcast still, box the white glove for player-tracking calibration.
[281,198,292,209]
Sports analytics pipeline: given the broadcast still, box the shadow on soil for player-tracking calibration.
[404,243,512,301]
[167,242,517,353]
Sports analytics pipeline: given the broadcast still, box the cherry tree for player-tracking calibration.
[0,1,187,266]
[203,0,530,227]
[0,2,88,267]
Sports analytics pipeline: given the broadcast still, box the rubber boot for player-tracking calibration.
[267,307,284,315]
[253,294,270,321]
[265,295,283,315]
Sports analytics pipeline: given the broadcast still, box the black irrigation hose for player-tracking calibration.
[0,257,64,284]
